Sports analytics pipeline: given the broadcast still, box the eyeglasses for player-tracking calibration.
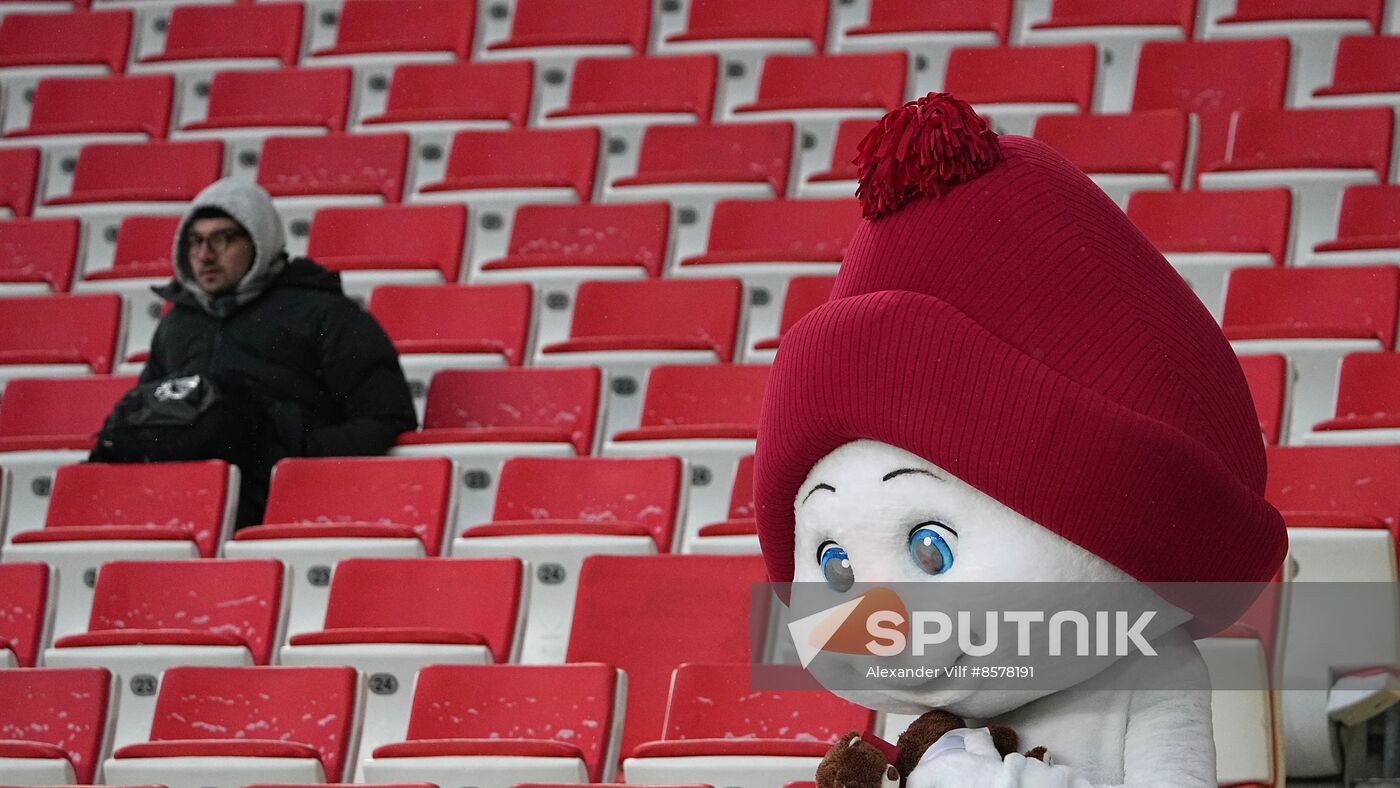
[184,228,248,254]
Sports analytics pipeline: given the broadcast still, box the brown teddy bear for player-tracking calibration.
[816,710,1048,788]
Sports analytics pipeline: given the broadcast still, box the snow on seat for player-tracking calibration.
[0,666,114,784]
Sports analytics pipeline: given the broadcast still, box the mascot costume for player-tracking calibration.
[752,93,1287,786]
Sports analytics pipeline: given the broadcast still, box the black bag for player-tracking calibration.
[90,374,263,466]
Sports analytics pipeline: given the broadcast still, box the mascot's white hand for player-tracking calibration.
[906,728,1094,788]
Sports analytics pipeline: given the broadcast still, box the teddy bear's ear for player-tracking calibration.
[882,763,900,787]
[987,724,1020,756]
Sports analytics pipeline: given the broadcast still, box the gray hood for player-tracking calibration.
[173,177,288,317]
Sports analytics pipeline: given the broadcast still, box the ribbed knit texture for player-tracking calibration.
[755,136,1286,634]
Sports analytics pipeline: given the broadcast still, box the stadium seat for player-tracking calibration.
[1239,354,1287,445]
[474,201,669,286]
[74,213,178,364]
[225,456,455,636]
[0,11,132,132]
[1204,0,1379,105]
[1199,106,1392,266]
[44,559,285,751]
[0,375,135,543]
[4,460,235,640]
[541,53,716,131]
[103,665,359,785]
[392,366,601,540]
[0,562,50,667]
[1265,444,1400,777]
[727,51,905,136]
[0,216,79,294]
[748,274,834,361]
[307,0,475,105]
[798,117,872,197]
[367,283,530,414]
[282,557,524,781]
[2,74,172,150]
[689,454,758,553]
[1313,33,1400,110]
[565,553,767,771]
[257,131,409,250]
[943,44,1097,135]
[1031,110,1187,207]
[833,0,1008,95]
[673,198,858,326]
[0,293,120,389]
[1309,352,1400,444]
[357,60,533,139]
[624,663,874,784]
[0,146,38,218]
[1020,0,1196,111]
[1224,265,1398,444]
[603,363,769,547]
[307,203,467,302]
[175,65,352,136]
[1132,38,1289,184]
[1125,188,1291,318]
[535,277,744,441]
[134,2,303,71]
[455,455,685,663]
[414,126,599,208]
[0,667,114,784]
[1312,184,1400,265]
[363,663,622,785]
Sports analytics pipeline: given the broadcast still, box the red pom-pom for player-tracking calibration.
[854,92,1002,220]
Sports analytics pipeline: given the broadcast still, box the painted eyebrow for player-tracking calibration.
[801,483,836,504]
[882,468,946,483]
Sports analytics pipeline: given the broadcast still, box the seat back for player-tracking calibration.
[0,10,131,72]
[310,204,466,282]
[671,0,828,49]
[690,199,861,264]
[322,558,522,663]
[109,215,180,278]
[499,202,670,277]
[0,218,80,291]
[1033,0,1194,30]
[1221,0,1381,27]
[87,559,285,664]
[1329,352,1400,426]
[64,140,223,204]
[264,456,455,556]
[197,67,352,131]
[421,366,602,456]
[25,75,172,139]
[46,461,232,558]
[0,667,112,783]
[1238,354,1286,445]
[0,375,136,444]
[558,55,716,121]
[0,294,121,374]
[323,0,475,58]
[628,123,793,196]
[743,52,906,113]
[1319,184,1400,252]
[635,364,770,433]
[768,276,834,344]
[1222,265,1400,345]
[662,663,873,741]
[728,454,756,519]
[148,665,359,782]
[1266,444,1400,552]
[373,61,532,126]
[0,563,49,667]
[852,0,1011,40]
[435,127,599,201]
[1033,110,1187,187]
[368,283,530,366]
[258,133,408,202]
[567,278,743,362]
[1319,34,1400,96]
[0,148,39,218]
[1204,107,1392,176]
[151,2,303,66]
[499,0,651,52]
[946,44,1096,110]
[1127,188,1291,264]
[493,456,684,551]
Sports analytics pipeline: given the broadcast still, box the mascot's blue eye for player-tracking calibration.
[819,542,855,592]
[908,525,954,576]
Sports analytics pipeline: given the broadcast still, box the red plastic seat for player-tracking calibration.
[566,554,766,768]
[487,0,651,53]
[466,455,683,551]
[7,75,172,140]
[1200,107,1391,178]
[1314,353,1400,432]
[257,132,408,203]
[612,364,770,443]
[0,147,38,217]
[1030,0,1196,31]
[108,665,358,783]
[138,2,304,67]
[0,667,112,783]
[945,43,1097,112]
[1032,110,1187,190]
[612,122,793,197]
[361,61,533,127]
[805,118,874,186]
[0,563,48,667]
[181,67,352,133]
[0,10,131,73]
[666,0,829,50]
[0,217,80,292]
[480,202,670,278]
[43,140,222,207]
[367,663,621,782]
[679,198,861,268]
[368,283,530,366]
[844,0,1011,41]
[541,278,743,363]
[1315,34,1400,98]
[1128,189,1291,265]
[733,52,906,115]
[1266,445,1400,537]
[288,557,523,663]
[1314,185,1400,255]
[1238,354,1286,445]
[753,275,834,351]
[696,454,758,539]
[0,293,120,374]
[1223,266,1400,347]
[398,367,601,456]
[1216,0,1381,29]
[0,375,135,452]
[85,214,179,281]
[312,0,474,60]
[309,204,466,284]
[1132,39,1289,178]
[418,127,599,201]
[545,55,716,123]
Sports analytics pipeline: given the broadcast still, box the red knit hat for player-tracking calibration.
[754,94,1286,633]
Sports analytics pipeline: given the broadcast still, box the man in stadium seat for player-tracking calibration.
[140,177,416,527]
